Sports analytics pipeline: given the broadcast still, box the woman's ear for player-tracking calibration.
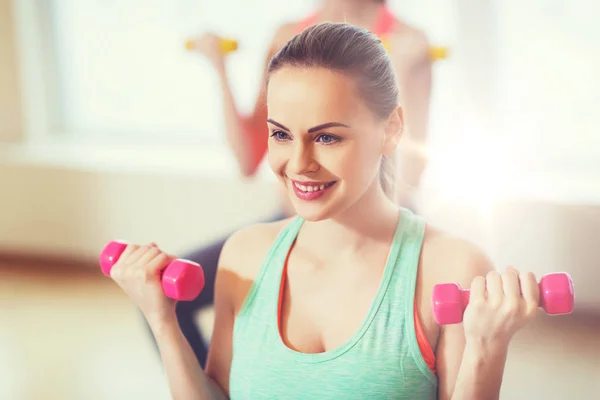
[383,105,404,156]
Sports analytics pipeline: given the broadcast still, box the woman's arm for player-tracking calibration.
[108,243,229,400]
[389,28,432,203]
[449,339,510,400]
[397,59,431,190]
[216,54,268,177]
[151,319,228,400]
[150,221,278,399]
[433,243,540,400]
[436,300,511,400]
[150,237,242,399]
[193,24,297,177]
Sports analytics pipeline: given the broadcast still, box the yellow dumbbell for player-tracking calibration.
[185,38,238,54]
[380,37,391,52]
[380,37,448,62]
[429,46,448,61]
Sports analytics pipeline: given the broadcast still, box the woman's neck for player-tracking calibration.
[298,179,400,255]
[319,0,384,30]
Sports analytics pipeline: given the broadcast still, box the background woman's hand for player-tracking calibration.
[188,32,227,73]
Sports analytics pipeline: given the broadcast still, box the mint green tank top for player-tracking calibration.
[229,208,438,399]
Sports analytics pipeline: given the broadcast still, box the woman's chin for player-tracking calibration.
[290,200,334,222]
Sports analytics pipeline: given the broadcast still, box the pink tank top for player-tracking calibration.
[296,4,397,37]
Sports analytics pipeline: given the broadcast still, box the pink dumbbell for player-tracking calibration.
[99,240,205,301]
[432,272,574,325]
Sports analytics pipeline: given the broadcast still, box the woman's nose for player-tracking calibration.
[288,143,319,175]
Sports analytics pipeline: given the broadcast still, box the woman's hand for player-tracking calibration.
[109,243,177,328]
[189,33,227,73]
[462,267,540,347]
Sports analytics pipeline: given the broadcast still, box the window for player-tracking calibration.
[496,0,600,168]
[15,0,485,176]
[19,0,597,199]
[45,0,318,143]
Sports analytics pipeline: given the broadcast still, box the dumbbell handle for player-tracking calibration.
[99,241,204,301]
[185,38,238,53]
[453,286,547,308]
[433,272,574,325]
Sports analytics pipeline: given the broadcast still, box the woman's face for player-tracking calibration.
[266,67,400,221]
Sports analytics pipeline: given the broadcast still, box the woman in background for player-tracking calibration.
[172,0,432,368]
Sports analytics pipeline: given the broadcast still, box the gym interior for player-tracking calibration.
[1,1,598,399]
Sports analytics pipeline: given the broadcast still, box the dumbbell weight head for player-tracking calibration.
[432,283,470,325]
[161,258,205,301]
[99,240,129,276]
[539,272,575,315]
[99,240,205,301]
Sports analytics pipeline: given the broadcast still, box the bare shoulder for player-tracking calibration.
[421,225,495,289]
[220,217,295,281]
[269,21,301,53]
[388,20,431,66]
[414,224,495,350]
[390,19,430,49]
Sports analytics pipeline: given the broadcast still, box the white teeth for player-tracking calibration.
[294,182,330,192]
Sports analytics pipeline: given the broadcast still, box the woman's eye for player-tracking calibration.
[316,134,339,144]
[271,130,291,141]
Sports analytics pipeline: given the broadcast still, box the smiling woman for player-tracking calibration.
[266,118,351,201]
[108,19,545,400]
[266,68,400,221]
[265,24,402,221]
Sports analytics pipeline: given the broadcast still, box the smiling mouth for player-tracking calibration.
[292,180,336,193]
[289,179,337,202]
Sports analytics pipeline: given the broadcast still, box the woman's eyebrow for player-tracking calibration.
[266,119,290,131]
[307,122,351,133]
[267,119,350,133]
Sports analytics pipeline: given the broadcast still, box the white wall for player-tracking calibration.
[0,0,22,142]
[0,161,280,260]
[1,0,599,312]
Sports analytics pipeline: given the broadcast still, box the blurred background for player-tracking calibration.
[1,0,599,399]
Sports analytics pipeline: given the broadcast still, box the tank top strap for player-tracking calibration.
[296,5,396,36]
[381,207,435,382]
[385,207,426,313]
[236,216,304,319]
[392,207,426,286]
[372,5,397,36]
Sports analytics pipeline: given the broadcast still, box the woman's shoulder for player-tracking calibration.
[387,19,431,66]
[389,17,430,45]
[219,217,296,281]
[413,223,496,349]
[421,224,495,288]
[268,19,306,53]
